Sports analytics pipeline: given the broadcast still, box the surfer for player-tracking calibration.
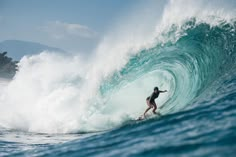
[143,87,167,118]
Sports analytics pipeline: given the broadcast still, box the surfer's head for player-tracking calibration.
[154,87,159,92]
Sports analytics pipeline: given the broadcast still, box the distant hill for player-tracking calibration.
[0,40,66,60]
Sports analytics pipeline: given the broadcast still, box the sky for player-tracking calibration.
[0,0,166,54]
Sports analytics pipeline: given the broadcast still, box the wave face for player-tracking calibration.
[0,0,236,135]
[102,18,236,112]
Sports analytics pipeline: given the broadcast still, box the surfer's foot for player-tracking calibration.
[153,111,161,116]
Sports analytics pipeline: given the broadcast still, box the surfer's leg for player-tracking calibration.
[144,100,153,117]
[152,102,157,114]
[152,103,161,116]
[143,107,152,118]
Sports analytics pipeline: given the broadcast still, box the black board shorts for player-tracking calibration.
[146,97,155,104]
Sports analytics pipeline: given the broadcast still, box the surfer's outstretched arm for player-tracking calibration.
[159,90,167,93]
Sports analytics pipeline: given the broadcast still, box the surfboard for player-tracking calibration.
[136,116,145,121]
[136,112,161,121]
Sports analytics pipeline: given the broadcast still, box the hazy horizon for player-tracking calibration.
[0,0,166,54]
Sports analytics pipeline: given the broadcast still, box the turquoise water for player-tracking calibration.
[1,2,236,157]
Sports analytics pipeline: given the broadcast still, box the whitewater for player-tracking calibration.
[0,0,236,156]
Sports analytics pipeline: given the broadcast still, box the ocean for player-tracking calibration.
[0,0,236,156]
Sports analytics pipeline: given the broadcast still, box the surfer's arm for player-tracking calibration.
[159,90,167,93]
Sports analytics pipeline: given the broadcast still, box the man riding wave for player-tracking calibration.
[143,87,167,118]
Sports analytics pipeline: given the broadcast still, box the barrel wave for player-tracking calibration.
[99,17,236,124]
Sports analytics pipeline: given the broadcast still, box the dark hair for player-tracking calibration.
[154,87,159,91]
